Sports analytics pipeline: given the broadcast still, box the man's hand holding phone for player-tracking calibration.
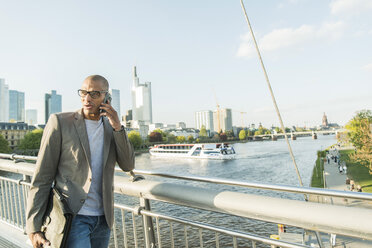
[99,98,122,131]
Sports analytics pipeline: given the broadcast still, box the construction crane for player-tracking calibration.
[239,111,247,127]
[232,110,247,127]
[213,90,221,133]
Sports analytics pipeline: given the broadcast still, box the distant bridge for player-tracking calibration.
[250,129,343,141]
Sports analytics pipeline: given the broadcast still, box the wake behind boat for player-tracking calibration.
[149,143,236,160]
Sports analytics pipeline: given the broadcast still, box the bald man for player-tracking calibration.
[26,75,135,248]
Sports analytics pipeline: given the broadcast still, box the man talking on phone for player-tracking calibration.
[26,75,135,248]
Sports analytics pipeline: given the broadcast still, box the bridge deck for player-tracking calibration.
[0,222,30,248]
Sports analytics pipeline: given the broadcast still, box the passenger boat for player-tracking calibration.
[149,143,236,160]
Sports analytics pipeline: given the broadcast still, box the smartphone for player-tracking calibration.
[100,93,112,113]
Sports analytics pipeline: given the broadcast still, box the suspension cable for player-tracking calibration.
[239,0,304,188]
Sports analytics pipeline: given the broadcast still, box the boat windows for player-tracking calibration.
[204,151,219,154]
[192,147,201,156]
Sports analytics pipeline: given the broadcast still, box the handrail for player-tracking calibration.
[0,153,371,201]
[1,155,372,243]
[0,153,37,162]
[114,176,372,241]
[127,169,372,201]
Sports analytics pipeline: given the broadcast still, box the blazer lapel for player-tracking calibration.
[102,117,112,168]
[73,109,92,166]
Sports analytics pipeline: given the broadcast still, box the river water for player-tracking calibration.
[114,135,336,247]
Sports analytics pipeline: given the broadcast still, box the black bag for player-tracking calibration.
[41,187,74,248]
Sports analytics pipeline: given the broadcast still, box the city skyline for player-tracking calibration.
[0,1,371,127]
[0,76,356,129]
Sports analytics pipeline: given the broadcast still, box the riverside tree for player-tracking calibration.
[199,125,208,137]
[246,130,253,137]
[19,129,43,150]
[345,110,372,150]
[167,134,177,144]
[0,134,11,153]
[219,132,227,141]
[345,110,372,172]
[149,132,163,142]
[226,130,234,138]
[128,130,142,149]
[176,136,186,143]
[153,129,166,140]
[187,135,194,143]
[239,130,246,140]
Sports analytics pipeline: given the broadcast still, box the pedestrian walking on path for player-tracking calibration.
[357,185,363,192]
[350,180,355,191]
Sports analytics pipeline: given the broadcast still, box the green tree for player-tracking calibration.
[275,127,282,133]
[348,120,372,172]
[153,129,166,140]
[176,136,186,143]
[239,130,246,140]
[0,134,11,153]
[19,129,43,150]
[199,125,208,137]
[167,134,177,144]
[187,135,195,143]
[212,134,220,141]
[219,132,227,141]
[226,130,234,138]
[345,110,372,149]
[254,128,265,136]
[149,132,163,142]
[246,130,253,137]
[128,130,142,149]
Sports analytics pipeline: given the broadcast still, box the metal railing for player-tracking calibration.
[127,169,372,201]
[0,175,30,232]
[1,153,372,248]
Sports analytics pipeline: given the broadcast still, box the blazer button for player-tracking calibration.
[80,199,85,203]
[89,178,92,182]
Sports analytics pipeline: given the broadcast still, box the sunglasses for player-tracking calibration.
[77,89,107,99]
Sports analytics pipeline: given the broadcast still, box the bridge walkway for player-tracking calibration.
[0,222,30,248]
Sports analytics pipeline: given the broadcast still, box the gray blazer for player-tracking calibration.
[26,109,135,234]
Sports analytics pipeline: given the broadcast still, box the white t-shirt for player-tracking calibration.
[78,118,105,216]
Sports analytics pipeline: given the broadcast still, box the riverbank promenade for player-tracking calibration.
[324,147,372,208]
[315,147,372,247]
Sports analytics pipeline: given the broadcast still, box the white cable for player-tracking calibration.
[239,0,304,187]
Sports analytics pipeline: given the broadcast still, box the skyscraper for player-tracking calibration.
[109,89,121,119]
[45,90,62,123]
[195,110,214,131]
[0,79,9,122]
[213,108,232,132]
[9,90,25,122]
[26,109,38,125]
[131,66,153,124]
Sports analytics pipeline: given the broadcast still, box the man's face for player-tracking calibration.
[80,79,107,116]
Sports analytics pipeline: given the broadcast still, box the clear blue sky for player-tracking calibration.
[0,0,371,127]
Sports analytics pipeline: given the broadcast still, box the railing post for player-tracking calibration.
[140,198,156,248]
[23,175,31,183]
